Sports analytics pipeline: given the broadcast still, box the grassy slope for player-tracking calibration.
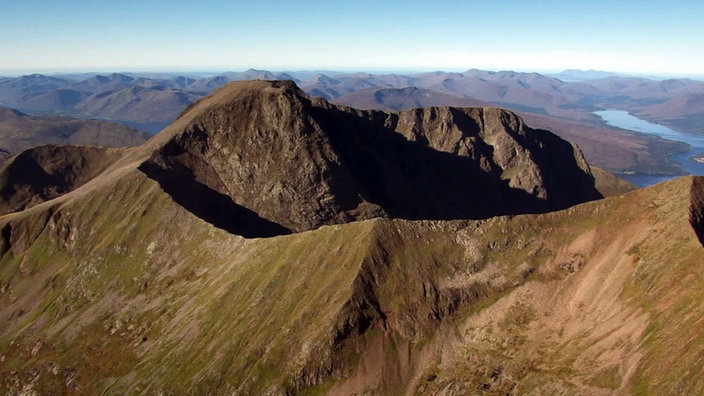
[0,170,703,394]
[0,170,380,394]
[407,177,704,395]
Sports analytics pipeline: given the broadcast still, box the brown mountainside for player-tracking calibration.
[634,93,704,133]
[139,80,600,234]
[0,160,701,394]
[4,80,695,395]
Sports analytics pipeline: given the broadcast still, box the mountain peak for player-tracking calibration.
[194,79,303,101]
[107,72,134,82]
[175,79,307,122]
[140,80,601,235]
[0,79,602,237]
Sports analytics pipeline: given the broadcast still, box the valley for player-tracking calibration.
[595,110,704,186]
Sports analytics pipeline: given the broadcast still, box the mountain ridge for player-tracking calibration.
[1,79,700,395]
[0,168,701,393]
[136,80,601,234]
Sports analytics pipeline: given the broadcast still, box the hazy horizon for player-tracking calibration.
[2,1,702,77]
[1,67,702,82]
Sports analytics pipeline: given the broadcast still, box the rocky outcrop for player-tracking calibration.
[140,80,602,234]
[591,166,637,197]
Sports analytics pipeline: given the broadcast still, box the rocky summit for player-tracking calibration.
[1,81,701,395]
[139,80,601,235]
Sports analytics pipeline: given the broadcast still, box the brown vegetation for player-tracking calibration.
[0,80,697,395]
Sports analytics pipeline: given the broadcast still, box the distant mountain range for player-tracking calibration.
[1,68,703,176]
[0,106,149,158]
[546,69,625,81]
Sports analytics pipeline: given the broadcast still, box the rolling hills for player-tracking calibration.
[0,106,149,155]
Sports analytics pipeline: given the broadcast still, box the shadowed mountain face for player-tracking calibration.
[138,153,292,238]
[140,80,601,234]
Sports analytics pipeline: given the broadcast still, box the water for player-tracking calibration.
[594,110,704,187]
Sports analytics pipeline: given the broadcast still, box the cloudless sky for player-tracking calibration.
[1,0,702,76]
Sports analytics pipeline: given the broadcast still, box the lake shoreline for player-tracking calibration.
[595,110,704,187]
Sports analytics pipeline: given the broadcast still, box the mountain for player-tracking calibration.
[330,86,688,176]
[298,70,704,138]
[517,112,689,176]
[0,106,149,153]
[0,145,127,215]
[223,68,299,82]
[139,80,601,235]
[583,76,704,98]
[2,69,703,178]
[184,75,230,94]
[72,85,198,125]
[633,93,704,133]
[548,69,623,81]
[0,82,700,394]
[17,89,90,113]
[70,73,136,92]
[590,165,637,196]
[0,74,203,133]
[302,73,381,99]
[574,76,704,129]
[0,74,72,105]
[331,86,491,111]
[371,70,580,118]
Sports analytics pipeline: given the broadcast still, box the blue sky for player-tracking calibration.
[1,0,702,76]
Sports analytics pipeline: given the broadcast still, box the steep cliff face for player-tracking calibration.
[139,81,382,234]
[390,105,597,207]
[139,80,601,234]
